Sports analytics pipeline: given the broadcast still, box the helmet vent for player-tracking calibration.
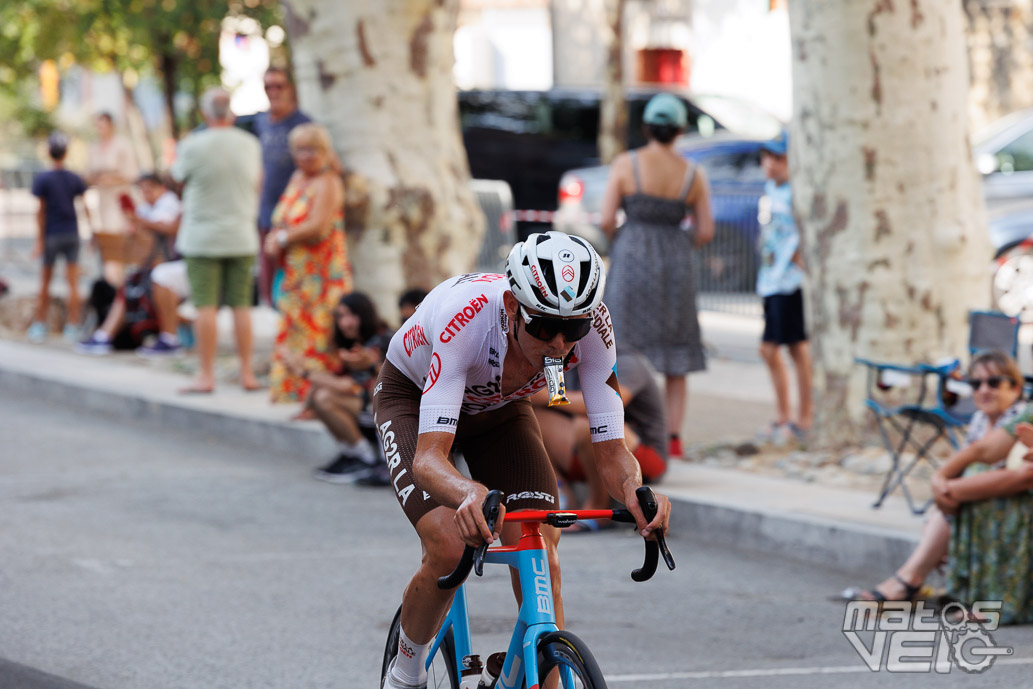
[577,260,591,294]
[540,260,559,296]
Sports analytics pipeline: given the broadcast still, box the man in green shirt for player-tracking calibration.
[171,87,262,393]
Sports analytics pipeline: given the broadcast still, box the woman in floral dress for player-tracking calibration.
[264,123,352,403]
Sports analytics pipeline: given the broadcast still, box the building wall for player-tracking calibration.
[455,0,553,89]
[690,0,791,120]
[550,0,608,89]
[457,0,791,122]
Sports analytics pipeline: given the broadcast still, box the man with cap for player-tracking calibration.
[756,130,812,445]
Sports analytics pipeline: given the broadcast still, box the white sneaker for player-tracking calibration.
[382,658,427,689]
[76,334,113,355]
[770,423,795,448]
[27,321,47,343]
[342,437,376,464]
[756,422,794,447]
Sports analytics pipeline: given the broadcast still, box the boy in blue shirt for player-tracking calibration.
[29,132,91,342]
[757,131,812,443]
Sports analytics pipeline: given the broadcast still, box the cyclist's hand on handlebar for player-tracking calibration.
[455,486,506,547]
[623,483,670,538]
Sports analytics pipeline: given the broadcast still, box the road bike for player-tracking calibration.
[381,487,675,688]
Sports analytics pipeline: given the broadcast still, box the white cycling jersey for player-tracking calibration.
[385,273,625,442]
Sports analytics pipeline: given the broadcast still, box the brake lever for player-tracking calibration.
[437,490,504,589]
[473,490,504,577]
[630,486,675,582]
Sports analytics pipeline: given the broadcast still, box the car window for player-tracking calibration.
[689,94,782,140]
[974,110,1033,148]
[995,128,1033,174]
[459,91,548,135]
[695,149,765,184]
[550,96,600,143]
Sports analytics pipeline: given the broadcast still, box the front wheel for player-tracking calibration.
[382,604,459,689]
[536,631,607,689]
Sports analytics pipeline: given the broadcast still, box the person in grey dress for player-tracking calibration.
[598,93,714,460]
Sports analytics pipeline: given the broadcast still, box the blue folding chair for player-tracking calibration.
[856,310,1020,514]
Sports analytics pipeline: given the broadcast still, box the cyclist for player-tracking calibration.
[374,231,672,689]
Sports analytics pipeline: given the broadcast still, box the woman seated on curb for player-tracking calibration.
[279,292,391,483]
[843,350,1033,624]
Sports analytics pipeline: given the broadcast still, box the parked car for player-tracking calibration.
[458,88,781,241]
[988,199,1033,321]
[554,132,771,292]
[968,108,1033,319]
[555,108,1033,299]
[974,108,1033,209]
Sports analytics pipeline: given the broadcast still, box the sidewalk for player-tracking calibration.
[0,328,924,579]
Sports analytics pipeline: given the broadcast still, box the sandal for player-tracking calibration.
[841,574,922,603]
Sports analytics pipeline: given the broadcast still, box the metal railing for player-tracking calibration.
[693,190,763,317]
[0,166,41,271]
[470,179,516,274]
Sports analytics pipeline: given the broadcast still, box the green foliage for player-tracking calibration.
[0,85,54,144]
[0,0,283,124]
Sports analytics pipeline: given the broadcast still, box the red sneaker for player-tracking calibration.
[668,436,683,460]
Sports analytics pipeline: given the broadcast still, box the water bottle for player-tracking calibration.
[476,652,506,688]
[459,654,483,689]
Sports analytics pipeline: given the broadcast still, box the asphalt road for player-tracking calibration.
[1,387,1031,689]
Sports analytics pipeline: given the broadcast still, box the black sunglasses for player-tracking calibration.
[966,375,1007,390]
[518,305,592,342]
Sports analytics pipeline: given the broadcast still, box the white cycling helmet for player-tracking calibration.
[505,231,605,317]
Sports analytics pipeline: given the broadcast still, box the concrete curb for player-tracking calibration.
[0,366,337,462]
[0,658,101,689]
[4,357,916,577]
[668,497,917,577]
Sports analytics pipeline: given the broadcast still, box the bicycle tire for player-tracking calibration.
[535,630,607,689]
[382,604,460,689]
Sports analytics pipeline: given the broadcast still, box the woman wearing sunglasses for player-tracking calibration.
[843,350,1033,624]
[372,231,672,689]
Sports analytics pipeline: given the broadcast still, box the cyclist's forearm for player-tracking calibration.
[415,454,480,509]
[595,442,642,501]
[411,430,480,509]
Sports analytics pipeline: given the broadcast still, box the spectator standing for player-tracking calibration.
[254,67,311,306]
[265,123,352,403]
[171,88,262,394]
[599,92,714,460]
[756,131,812,443]
[87,112,138,287]
[28,132,91,343]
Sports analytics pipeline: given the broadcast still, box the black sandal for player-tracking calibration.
[842,574,921,602]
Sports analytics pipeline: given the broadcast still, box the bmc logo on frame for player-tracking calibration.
[842,600,1013,674]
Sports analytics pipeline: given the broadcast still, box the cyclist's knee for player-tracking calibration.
[421,532,466,575]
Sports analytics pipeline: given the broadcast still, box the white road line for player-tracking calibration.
[607,656,1033,682]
